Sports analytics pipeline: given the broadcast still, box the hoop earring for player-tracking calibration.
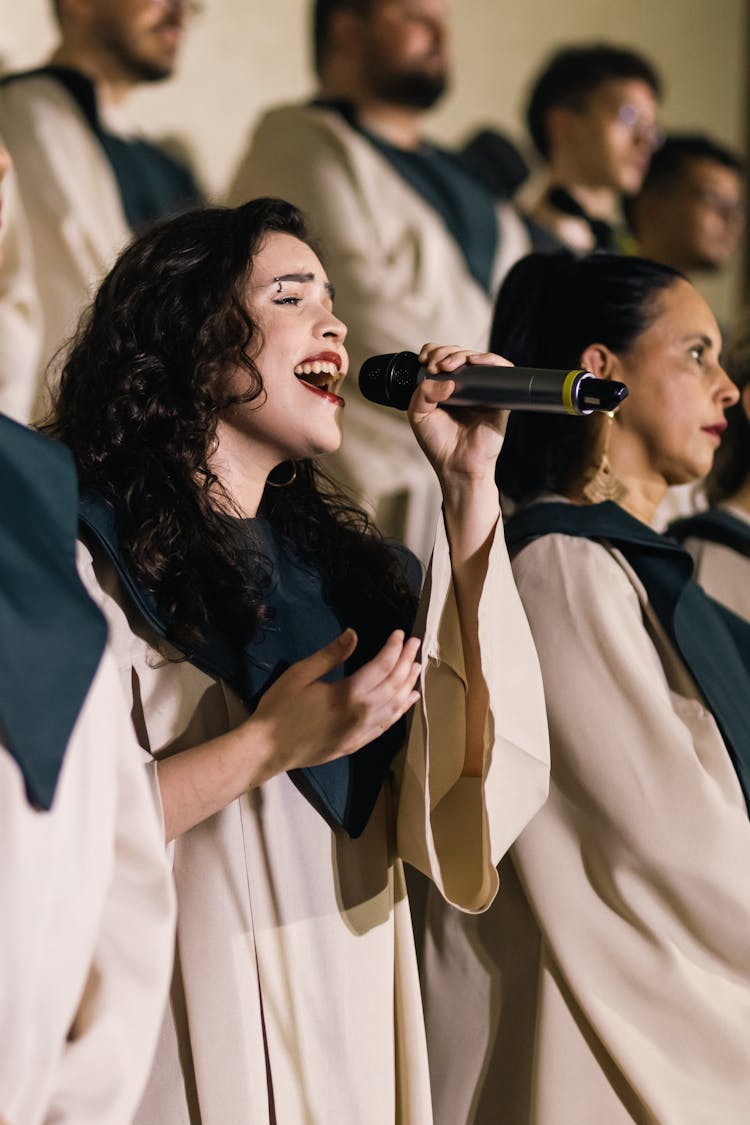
[581,413,628,504]
[266,461,298,489]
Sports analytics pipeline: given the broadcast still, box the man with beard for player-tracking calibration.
[0,0,202,423]
[230,0,533,561]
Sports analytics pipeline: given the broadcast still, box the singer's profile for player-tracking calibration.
[422,251,750,1125]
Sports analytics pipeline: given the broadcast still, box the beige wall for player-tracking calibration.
[1,0,745,319]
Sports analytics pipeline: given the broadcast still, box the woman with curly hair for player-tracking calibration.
[46,197,549,1124]
[669,313,750,620]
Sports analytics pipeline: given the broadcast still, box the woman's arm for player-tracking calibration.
[157,628,421,841]
[407,344,507,775]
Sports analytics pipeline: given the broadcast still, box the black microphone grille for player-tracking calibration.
[359,351,421,411]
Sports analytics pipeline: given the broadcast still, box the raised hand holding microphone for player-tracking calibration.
[406,343,510,776]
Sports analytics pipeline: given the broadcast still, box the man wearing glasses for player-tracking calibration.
[627,134,745,277]
[0,0,202,423]
[521,43,663,254]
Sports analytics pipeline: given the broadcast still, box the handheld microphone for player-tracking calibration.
[359,351,628,415]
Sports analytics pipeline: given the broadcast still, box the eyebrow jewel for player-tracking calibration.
[274,278,283,294]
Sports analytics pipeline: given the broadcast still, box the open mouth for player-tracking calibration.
[293,359,345,407]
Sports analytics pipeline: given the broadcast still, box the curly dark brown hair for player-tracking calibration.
[45,198,417,654]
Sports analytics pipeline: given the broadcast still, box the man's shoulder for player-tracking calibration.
[253,99,359,142]
[0,66,92,128]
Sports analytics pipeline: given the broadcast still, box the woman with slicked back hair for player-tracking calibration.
[46,197,549,1124]
[422,251,750,1125]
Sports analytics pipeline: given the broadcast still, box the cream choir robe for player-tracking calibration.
[683,503,750,622]
[0,647,176,1125]
[229,104,532,563]
[423,532,750,1125]
[0,75,130,422]
[78,516,550,1125]
[0,147,43,422]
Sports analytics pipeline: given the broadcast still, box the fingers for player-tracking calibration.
[342,631,422,731]
[286,628,358,687]
[348,630,420,693]
[418,342,514,373]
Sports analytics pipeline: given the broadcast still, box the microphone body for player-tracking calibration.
[359,351,628,415]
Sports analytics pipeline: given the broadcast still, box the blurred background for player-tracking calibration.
[3,0,745,321]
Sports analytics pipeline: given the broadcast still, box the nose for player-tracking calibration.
[716,365,740,409]
[319,306,347,345]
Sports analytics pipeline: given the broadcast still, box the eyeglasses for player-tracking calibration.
[149,0,204,16]
[616,104,665,150]
[689,186,746,223]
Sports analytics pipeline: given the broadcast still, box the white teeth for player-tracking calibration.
[293,360,338,377]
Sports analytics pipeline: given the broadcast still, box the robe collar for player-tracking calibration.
[505,499,750,813]
[668,507,750,561]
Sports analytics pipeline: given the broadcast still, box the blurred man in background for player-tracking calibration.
[522,43,663,253]
[0,0,202,422]
[627,134,744,276]
[230,0,535,560]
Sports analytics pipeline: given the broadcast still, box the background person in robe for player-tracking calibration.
[45,197,550,1123]
[669,311,750,620]
[627,134,745,278]
[421,251,750,1125]
[229,0,537,563]
[0,0,202,424]
[521,43,663,253]
[0,414,176,1125]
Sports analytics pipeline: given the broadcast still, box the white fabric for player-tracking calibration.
[0,648,175,1125]
[423,531,750,1125]
[0,75,130,422]
[79,515,549,1125]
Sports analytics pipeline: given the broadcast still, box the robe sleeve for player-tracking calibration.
[43,650,176,1124]
[512,533,750,1117]
[0,650,174,1125]
[396,515,550,914]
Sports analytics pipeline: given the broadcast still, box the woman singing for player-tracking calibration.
[46,198,549,1125]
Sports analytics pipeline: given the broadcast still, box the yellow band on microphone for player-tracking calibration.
[562,369,584,415]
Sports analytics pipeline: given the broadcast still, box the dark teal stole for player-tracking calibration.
[504,501,750,813]
[0,416,107,810]
[668,508,750,561]
[79,490,414,838]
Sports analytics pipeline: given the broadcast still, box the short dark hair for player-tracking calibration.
[312,0,374,76]
[526,43,662,159]
[639,133,744,194]
[491,251,682,503]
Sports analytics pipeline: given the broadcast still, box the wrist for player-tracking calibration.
[440,472,499,512]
